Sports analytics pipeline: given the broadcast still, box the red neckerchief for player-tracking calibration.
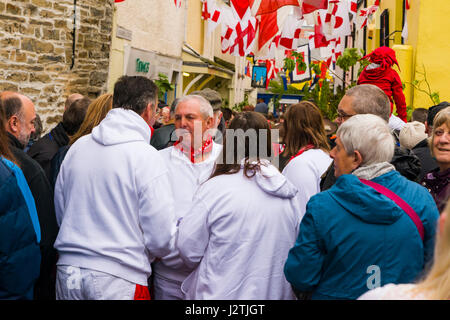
[173,135,213,163]
[288,144,315,163]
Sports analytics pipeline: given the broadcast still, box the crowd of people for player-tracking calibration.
[0,74,449,300]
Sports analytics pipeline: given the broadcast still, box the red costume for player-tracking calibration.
[357,47,407,122]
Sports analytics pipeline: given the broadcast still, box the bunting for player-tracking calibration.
[402,0,410,41]
[174,0,182,8]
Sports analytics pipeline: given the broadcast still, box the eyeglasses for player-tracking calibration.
[336,110,355,120]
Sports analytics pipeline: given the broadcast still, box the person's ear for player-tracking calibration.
[352,150,363,170]
[8,115,20,134]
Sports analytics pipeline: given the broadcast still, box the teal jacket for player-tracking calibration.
[284,170,439,300]
[0,157,41,299]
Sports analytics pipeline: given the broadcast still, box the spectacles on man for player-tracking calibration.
[336,110,355,120]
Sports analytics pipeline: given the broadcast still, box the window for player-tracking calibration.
[380,9,390,47]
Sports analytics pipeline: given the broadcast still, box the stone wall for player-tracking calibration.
[0,0,114,132]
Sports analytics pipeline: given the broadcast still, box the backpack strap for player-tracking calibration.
[359,178,424,241]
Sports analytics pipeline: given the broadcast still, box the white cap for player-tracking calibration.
[399,121,427,150]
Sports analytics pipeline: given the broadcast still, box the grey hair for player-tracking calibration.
[345,84,391,122]
[175,95,213,119]
[337,114,395,166]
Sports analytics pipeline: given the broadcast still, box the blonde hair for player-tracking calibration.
[69,93,113,145]
[414,201,450,299]
[430,107,450,158]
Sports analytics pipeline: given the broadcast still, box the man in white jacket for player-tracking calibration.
[152,95,223,300]
[54,76,177,300]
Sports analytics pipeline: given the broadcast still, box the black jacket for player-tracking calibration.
[50,145,70,189]
[27,122,69,182]
[8,133,59,300]
[412,138,439,182]
[150,123,176,151]
[320,145,422,191]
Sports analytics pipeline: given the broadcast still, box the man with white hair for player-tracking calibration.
[152,95,223,300]
[284,114,439,300]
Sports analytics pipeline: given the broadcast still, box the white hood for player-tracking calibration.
[243,159,298,199]
[91,108,151,146]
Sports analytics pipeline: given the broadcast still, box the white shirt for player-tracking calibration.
[389,114,406,131]
[153,142,222,283]
[282,148,332,221]
[54,108,177,286]
[177,161,300,300]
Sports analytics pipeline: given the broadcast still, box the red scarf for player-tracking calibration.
[288,144,315,163]
[174,136,213,163]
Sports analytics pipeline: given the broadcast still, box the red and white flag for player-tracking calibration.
[279,14,304,50]
[359,3,379,29]
[265,59,279,89]
[174,0,182,8]
[202,0,222,36]
[302,0,328,14]
[322,1,351,41]
[349,0,358,16]
[220,3,258,56]
[402,0,410,41]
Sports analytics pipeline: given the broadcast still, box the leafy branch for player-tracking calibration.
[283,51,307,74]
[154,73,175,101]
[407,65,440,105]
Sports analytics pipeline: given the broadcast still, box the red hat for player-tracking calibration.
[361,46,400,71]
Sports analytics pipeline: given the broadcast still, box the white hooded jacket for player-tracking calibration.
[153,143,222,283]
[54,108,177,286]
[177,160,300,300]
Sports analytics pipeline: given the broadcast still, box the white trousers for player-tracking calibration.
[56,265,139,300]
[152,273,184,300]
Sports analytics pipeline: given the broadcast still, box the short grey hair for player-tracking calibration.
[345,84,391,122]
[175,95,214,119]
[337,114,395,166]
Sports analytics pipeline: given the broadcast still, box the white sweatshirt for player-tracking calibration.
[177,160,301,300]
[153,143,222,283]
[282,148,332,221]
[54,108,177,286]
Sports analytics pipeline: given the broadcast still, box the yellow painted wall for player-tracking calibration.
[366,0,450,109]
[412,0,450,108]
[187,0,204,55]
[366,0,403,52]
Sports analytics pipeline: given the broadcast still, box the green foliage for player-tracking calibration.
[283,52,307,74]
[232,93,249,112]
[336,48,369,80]
[154,73,175,101]
[408,65,440,106]
[406,105,413,121]
[310,61,322,76]
[302,81,340,121]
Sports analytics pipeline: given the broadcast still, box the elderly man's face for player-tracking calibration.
[330,136,358,177]
[175,99,212,148]
[16,96,36,146]
[336,95,357,126]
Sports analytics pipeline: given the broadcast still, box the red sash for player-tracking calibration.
[174,136,213,163]
[288,144,315,163]
[134,284,151,300]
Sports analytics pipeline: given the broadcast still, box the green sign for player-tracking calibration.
[136,58,150,73]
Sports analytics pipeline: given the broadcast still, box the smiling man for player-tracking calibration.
[152,95,223,300]
[284,114,439,300]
